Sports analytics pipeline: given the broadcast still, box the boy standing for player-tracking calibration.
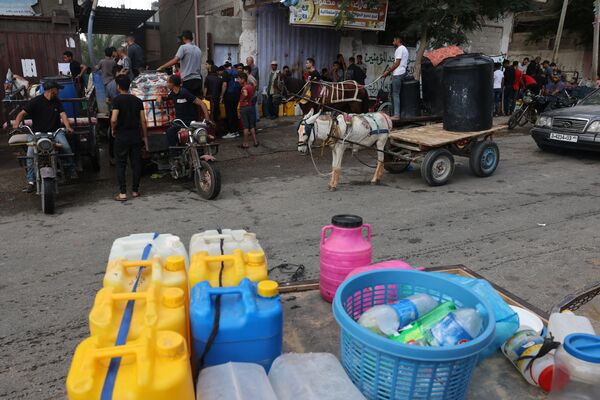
[238,72,258,149]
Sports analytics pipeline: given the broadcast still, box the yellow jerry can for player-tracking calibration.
[89,285,189,347]
[189,249,267,288]
[103,255,188,298]
[285,101,296,116]
[66,330,194,400]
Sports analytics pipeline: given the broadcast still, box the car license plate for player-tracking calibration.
[549,133,578,143]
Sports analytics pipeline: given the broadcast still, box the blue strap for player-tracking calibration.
[100,232,159,400]
[366,113,388,135]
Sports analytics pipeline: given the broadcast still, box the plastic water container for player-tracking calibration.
[196,362,278,400]
[189,249,267,288]
[268,353,366,400]
[320,215,372,303]
[550,334,600,399]
[66,330,194,400]
[427,308,484,346]
[548,311,596,343]
[103,256,188,298]
[190,278,282,371]
[89,285,188,346]
[189,229,263,256]
[41,76,79,117]
[502,329,555,391]
[109,233,189,267]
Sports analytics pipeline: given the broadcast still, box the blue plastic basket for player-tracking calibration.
[333,269,495,400]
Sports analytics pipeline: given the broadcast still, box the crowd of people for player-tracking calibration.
[492,56,578,116]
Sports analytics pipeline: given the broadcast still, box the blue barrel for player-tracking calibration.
[40,76,79,118]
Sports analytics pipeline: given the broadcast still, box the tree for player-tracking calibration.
[336,0,529,79]
[80,34,125,66]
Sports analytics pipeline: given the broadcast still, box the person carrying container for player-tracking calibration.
[12,81,77,193]
[158,30,203,97]
[163,75,211,149]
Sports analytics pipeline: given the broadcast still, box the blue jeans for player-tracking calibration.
[391,74,405,117]
[493,89,502,115]
[26,132,74,183]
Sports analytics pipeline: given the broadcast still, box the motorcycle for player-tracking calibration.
[8,126,72,214]
[150,119,221,200]
[508,91,547,129]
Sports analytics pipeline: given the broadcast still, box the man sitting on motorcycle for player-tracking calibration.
[544,73,567,110]
[165,75,211,150]
[12,81,76,193]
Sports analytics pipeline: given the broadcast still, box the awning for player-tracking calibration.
[77,3,156,34]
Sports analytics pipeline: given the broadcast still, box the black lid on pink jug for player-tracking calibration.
[332,214,363,228]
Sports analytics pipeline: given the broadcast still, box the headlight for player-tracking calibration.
[523,95,533,104]
[193,128,208,144]
[535,116,552,128]
[586,121,600,133]
[36,137,53,152]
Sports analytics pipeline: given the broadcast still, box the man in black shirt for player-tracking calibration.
[63,51,87,95]
[13,81,76,192]
[126,33,144,78]
[345,56,366,85]
[110,76,147,201]
[164,75,210,147]
[503,60,516,115]
[203,65,223,122]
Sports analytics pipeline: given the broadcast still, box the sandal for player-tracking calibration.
[253,141,260,147]
[114,194,127,202]
[132,192,140,198]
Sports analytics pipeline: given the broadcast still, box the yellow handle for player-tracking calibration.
[122,259,154,268]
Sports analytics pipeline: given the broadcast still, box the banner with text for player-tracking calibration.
[289,0,388,31]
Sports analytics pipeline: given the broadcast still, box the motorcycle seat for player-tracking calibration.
[8,134,29,145]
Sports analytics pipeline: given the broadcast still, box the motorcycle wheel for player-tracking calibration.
[508,108,524,130]
[41,177,55,214]
[518,108,531,127]
[194,160,221,200]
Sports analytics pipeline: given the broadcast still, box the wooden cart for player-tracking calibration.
[384,124,505,186]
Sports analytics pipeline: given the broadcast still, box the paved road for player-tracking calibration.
[1,119,599,399]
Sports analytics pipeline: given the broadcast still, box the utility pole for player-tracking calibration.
[552,0,569,63]
[593,0,600,79]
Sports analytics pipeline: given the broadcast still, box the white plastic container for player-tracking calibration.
[548,311,596,343]
[109,233,189,267]
[196,362,278,400]
[549,334,600,399]
[189,229,263,256]
[502,329,555,391]
[268,353,366,400]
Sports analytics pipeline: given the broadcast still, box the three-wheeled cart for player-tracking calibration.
[384,123,505,186]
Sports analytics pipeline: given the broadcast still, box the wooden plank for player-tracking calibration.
[389,124,506,148]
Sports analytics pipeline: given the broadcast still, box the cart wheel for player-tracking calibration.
[469,141,499,177]
[377,102,391,116]
[421,148,455,186]
[383,142,410,173]
[90,146,101,172]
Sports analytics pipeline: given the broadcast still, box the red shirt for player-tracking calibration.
[239,83,254,107]
[523,74,537,87]
[513,69,523,91]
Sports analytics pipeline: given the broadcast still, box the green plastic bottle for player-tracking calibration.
[389,301,457,344]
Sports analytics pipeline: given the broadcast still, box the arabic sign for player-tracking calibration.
[0,0,35,16]
[289,0,388,31]
[361,45,416,96]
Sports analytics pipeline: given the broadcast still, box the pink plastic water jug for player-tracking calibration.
[320,215,372,303]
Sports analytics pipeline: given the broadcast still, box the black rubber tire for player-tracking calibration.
[420,148,455,186]
[469,141,500,177]
[90,146,101,172]
[195,160,221,200]
[383,142,410,173]
[508,109,524,130]
[377,102,391,116]
[41,178,55,214]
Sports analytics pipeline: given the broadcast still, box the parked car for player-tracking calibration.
[530,89,600,152]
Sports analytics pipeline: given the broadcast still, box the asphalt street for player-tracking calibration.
[1,117,599,399]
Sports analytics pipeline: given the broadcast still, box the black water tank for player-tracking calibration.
[443,54,493,132]
[400,79,421,118]
[421,57,445,116]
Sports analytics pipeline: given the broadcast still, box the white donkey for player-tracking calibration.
[297,109,392,190]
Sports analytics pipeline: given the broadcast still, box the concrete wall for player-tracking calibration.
[0,0,76,33]
[466,15,513,56]
[199,0,235,14]
[36,0,75,18]
[159,0,195,61]
[145,27,162,68]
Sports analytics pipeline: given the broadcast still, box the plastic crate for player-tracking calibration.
[333,269,495,400]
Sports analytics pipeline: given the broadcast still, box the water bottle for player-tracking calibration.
[389,301,456,344]
[548,311,596,344]
[502,329,555,392]
[358,293,439,336]
[426,308,483,346]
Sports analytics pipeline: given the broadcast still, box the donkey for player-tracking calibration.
[297,109,392,190]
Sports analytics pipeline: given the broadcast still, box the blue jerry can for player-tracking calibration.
[190,278,282,372]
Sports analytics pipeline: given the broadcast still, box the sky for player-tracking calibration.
[99,0,155,9]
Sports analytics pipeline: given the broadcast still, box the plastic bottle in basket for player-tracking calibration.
[320,215,372,303]
[502,329,555,392]
[389,301,456,344]
[426,308,483,346]
[358,293,439,336]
